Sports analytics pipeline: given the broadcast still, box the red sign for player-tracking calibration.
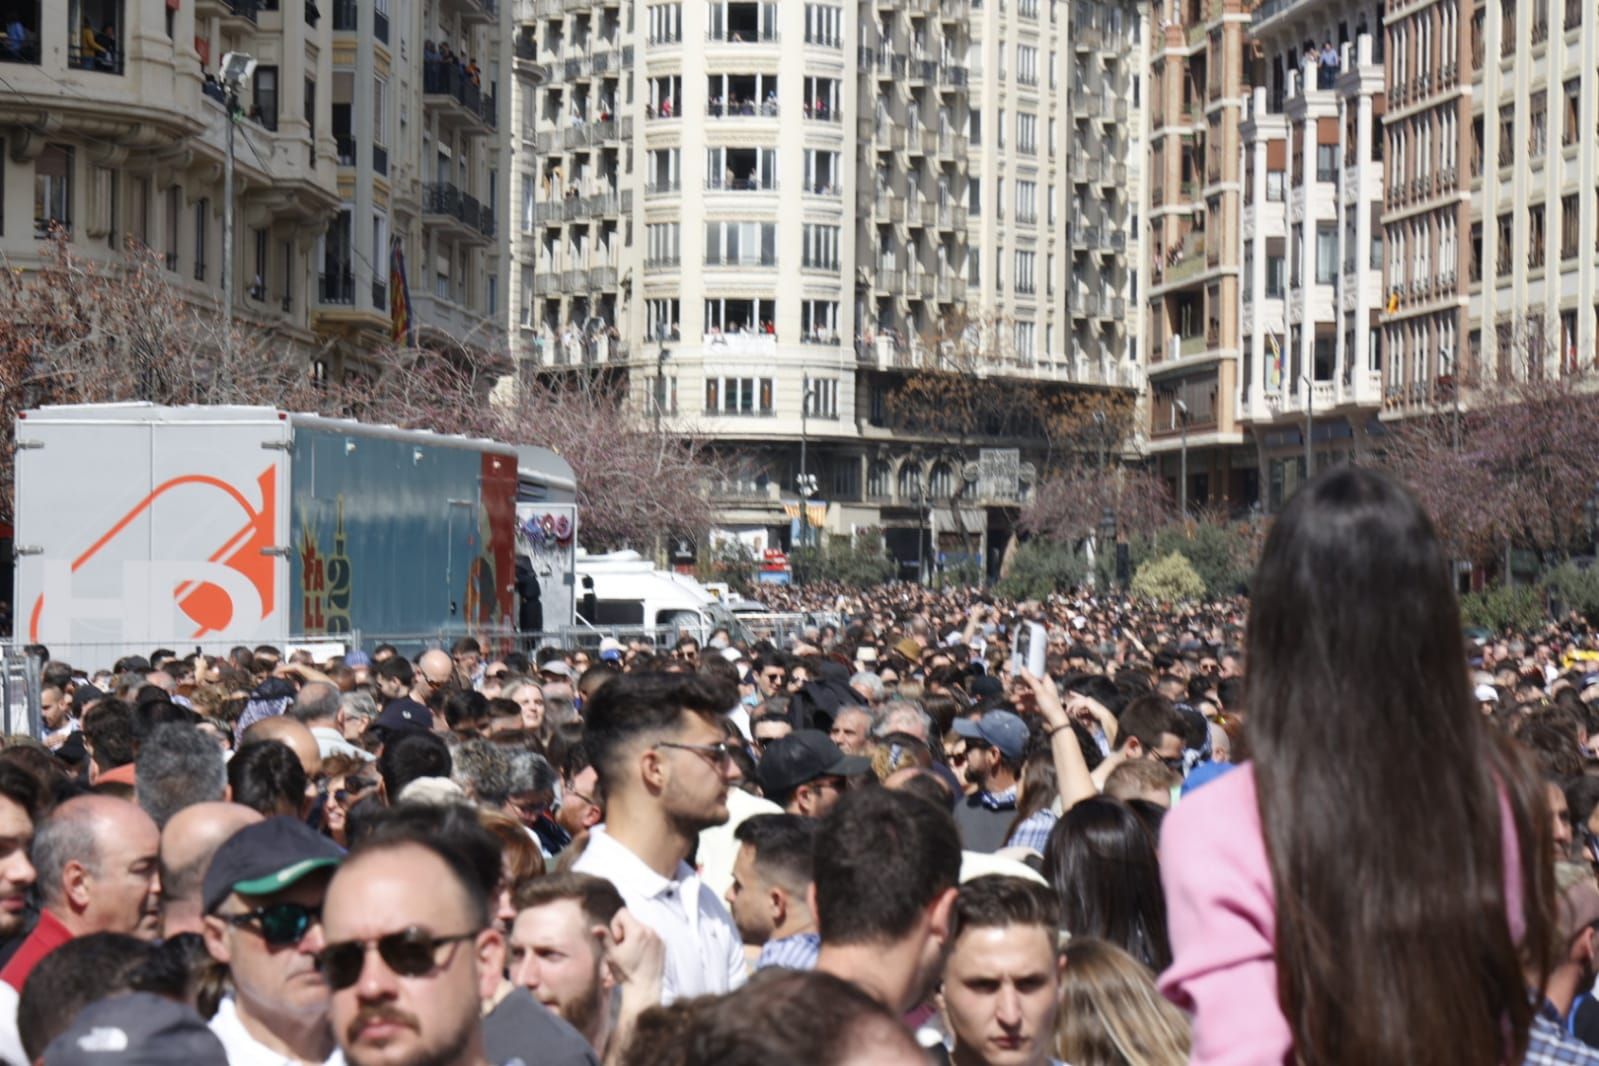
[762,549,789,572]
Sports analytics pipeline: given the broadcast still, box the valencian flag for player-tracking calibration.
[389,235,415,345]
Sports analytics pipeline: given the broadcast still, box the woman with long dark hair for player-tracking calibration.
[1043,796,1171,972]
[1159,466,1556,1064]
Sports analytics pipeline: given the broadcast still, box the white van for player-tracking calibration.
[575,551,742,642]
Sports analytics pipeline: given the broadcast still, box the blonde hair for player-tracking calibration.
[1056,937,1191,1066]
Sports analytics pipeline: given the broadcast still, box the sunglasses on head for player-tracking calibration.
[224,901,321,947]
[316,927,480,990]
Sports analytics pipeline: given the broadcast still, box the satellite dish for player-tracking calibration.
[1019,462,1037,484]
[961,462,981,482]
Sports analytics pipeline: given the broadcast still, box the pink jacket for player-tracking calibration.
[1158,765,1292,1065]
[1159,763,1526,1065]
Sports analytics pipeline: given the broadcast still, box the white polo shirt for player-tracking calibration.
[209,996,344,1066]
[572,826,747,1003]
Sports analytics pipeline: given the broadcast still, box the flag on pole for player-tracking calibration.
[1267,332,1283,389]
[389,235,415,346]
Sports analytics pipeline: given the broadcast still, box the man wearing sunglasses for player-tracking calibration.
[574,672,748,1002]
[950,710,1030,854]
[202,816,345,1066]
[758,731,871,818]
[321,834,503,1066]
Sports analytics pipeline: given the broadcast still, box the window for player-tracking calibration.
[1266,252,1285,296]
[704,296,775,332]
[1529,203,1545,268]
[1015,250,1036,294]
[705,220,777,266]
[1017,112,1037,153]
[164,184,180,269]
[968,177,981,216]
[805,377,839,417]
[1496,212,1512,275]
[969,110,981,146]
[1046,184,1055,224]
[1315,222,1337,283]
[1015,180,1036,223]
[34,144,72,237]
[193,197,209,282]
[1014,320,1036,361]
[1565,79,1580,145]
[868,460,892,498]
[1017,45,1038,85]
[1266,170,1285,201]
[998,108,1005,148]
[804,3,842,46]
[802,148,841,193]
[646,222,680,265]
[1529,90,1547,155]
[1563,193,1579,258]
[648,4,682,42]
[803,223,840,269]
[1316,143,1338,182]
[250,229,267,298]
[646,297,680,338]
[801,299,840,342]
[252,65,279,130]
[705,376,775,414]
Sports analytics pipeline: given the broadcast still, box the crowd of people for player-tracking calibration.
[0,465,1597,1064]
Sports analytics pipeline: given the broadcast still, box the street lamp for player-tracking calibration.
[797,375,819,547]
[219,52,257,350]
[1098,505,1116,589]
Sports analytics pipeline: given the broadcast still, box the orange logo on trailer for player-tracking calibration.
[28,466,278,641]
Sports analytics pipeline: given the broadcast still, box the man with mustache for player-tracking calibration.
[201,817,345,1065]
[321,831,503,1066]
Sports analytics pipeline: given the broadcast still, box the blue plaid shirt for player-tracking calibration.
[1526,1003,1599,1064]
[755,932,820,972]
[1006,808,1057,854]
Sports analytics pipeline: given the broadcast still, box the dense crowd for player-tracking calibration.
[1,465,1598,1065]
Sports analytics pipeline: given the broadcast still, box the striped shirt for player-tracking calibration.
[755,932,820,972]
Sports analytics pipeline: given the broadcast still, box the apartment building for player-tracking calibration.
[0,0,340,358]
[1434,0,1594,396]
[514,0,1141,577]
[1240,4,1386,510]
[321,0,510,373]
[0,0,507,379]
[963,0,1145,385]
[1145,0,1255,512]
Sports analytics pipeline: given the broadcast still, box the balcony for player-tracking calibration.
[646,179,681,197]
[423,60,496,134]
[875,269,905,295]
[589,265,620,288]
[937,202,967,229]
[706,26,779,43]
[451,0,500,26]
[221,0,260,28]
[870,190,905,223]
[422,182,495,244]
[906,198,927,227]
[906,126,928,155]
[936,130,967,159]
[937,277,967,302]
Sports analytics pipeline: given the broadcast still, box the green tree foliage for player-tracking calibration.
[1123,521,1254,598]
[1543,562,1599,626]
[1457,584,1547,634]
[791,530,896,587]
[1130,552,1207,603]
[995,540,1090,600]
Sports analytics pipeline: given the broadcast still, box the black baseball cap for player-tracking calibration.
[758,730,871,797]
[373,697,431,734]
[43,993,227,1066]
[202,816,344,915]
